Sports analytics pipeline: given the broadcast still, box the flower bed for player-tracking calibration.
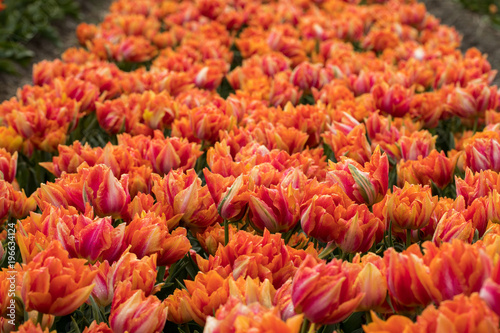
[1,0,500,332]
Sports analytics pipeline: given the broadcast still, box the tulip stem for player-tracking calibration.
[406,229,411,249]
[224,219,229,246]
[37,312,43,326]
[388,220,394,248]
[300,318,310,333]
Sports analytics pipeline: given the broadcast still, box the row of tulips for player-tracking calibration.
[1,0,500,332]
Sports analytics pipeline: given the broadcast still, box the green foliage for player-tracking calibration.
[0,0,80,73]
[456,0,500,27]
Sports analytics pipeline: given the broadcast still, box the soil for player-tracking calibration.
[0,0,499,101]
[0,0,114,101]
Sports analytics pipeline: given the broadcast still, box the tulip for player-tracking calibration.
[291,256,364,325]
[196,229,319,289]
[363,312,414,333]
[413,293,499,332]
[205,297,303,333]
[464,135,500,173]
[289,62,323,91]
[203,170,252,222]
[123,211,190,266]
[0,126,23,154]
[12,321,56,333]
[386,182,437,230]
[480,259,500,316]
[397,150,456,189]
[372,82,413,117]
[0,149,17,183]
[195,223,238,256]
[326,146,389,206]
[433,210,475,245]
[82,321,113,333]
[354,263,387,311]
[90,250,159,307]
[21,241,97,316]
[84,165,131,218]
[190,104,234,144]
[248,183,302,234]
[322,124,372,165]
[109,282,168,333]
[300,190,353,244]
[145,135,202,175]
[152,169,220,232]
[384,247,434,308]
[456,168,500,205]
[422,240,493,303]
[399,130,436,161]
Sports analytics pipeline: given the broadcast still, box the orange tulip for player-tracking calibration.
[109,282,168,333]
[412,293,499,333]
[397,150,456,189]
[248,170,306,233]
[0,148,17,183]
[190,104,234,144]
[480,258,500,316]
[90,250,159,307]
[322,123,372,165]
[165,271,275,326]
[300,188,354,244]
[123,211,190,266]
[194,223,238,256]
[354,262,388,312]
[205,297,303,333]
[433,210,475,245]
[363,311,414,333]
[291,256,364,325]
[399,130,436,161]
[464,133,500,172]
[12,320,56,333]
[21,241,97,316]
[326,146,389,206]
[82,321,113,333]
[204,170,252,222]
[371,82,413,117]
[196,229,319,289]
[456,168,500,205]
[386,182,437,230]
[422,240,493,303]
[384,247,433,308]
[152,169,220,232]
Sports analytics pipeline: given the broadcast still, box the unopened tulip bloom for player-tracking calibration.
[21,241,97,316]
[354,262,387,311]
[0,148,17,183]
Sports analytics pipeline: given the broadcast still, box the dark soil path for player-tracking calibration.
[421,0,500,86]
[0,0,114,101]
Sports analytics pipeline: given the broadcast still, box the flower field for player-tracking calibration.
[1,0,500,332]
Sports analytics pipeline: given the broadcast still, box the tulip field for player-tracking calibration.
[1,0,500,332]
